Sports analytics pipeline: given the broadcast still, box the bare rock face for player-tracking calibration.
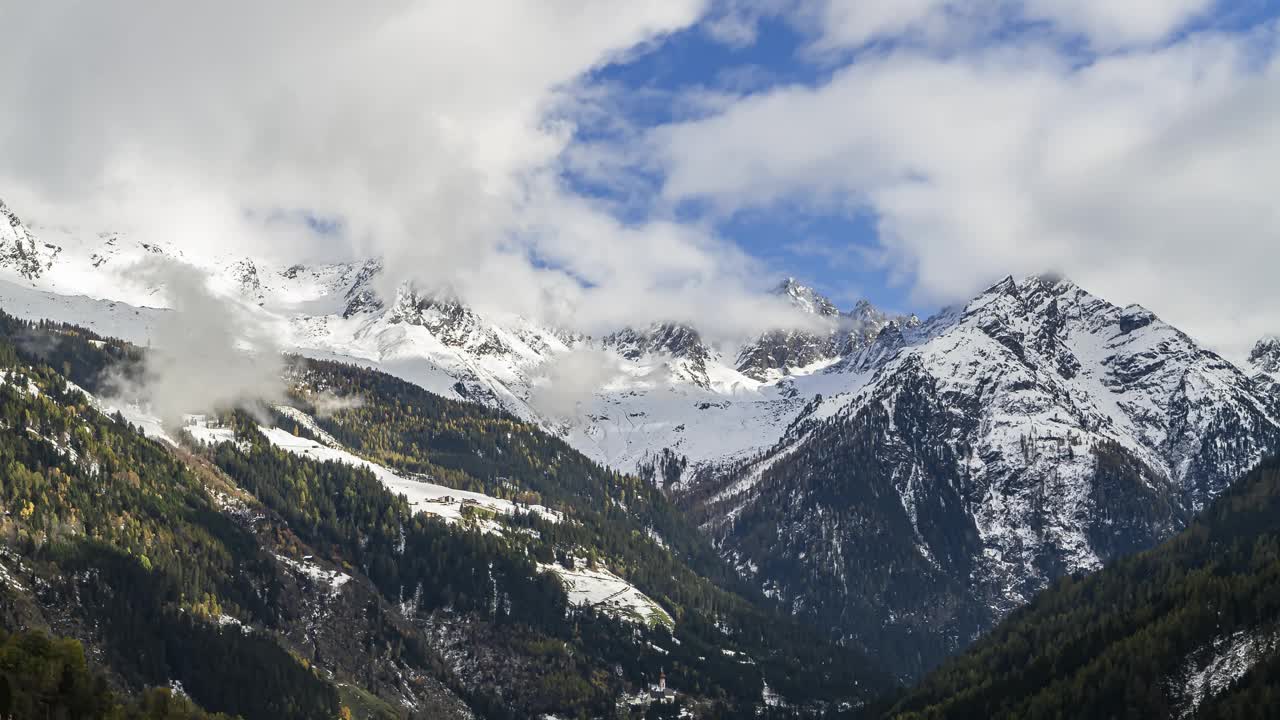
[0,199,59,280]
[1250,336,1280,397]
[735,279,918,381]
[602,323,714,388]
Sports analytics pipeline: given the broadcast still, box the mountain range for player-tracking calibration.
[3,196,1280,715]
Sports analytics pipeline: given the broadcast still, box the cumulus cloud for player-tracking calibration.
[2,1,1272,359]
[105,258,284,425]
[0,1,811,338]
[649,20,1280,358]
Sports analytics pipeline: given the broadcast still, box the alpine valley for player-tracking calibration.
[2,197,1280,718]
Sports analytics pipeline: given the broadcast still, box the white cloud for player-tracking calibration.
[104,257,285,425]
[0,1,810,338]
[1023,0,1217,48]
[2,0,1272,360]
[528,348,629,419]
[788,0,1215,52]
[650,23,1280,357]
[804,0,973,50]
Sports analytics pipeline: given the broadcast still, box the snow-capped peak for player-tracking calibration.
[774,277,840,317]
[1250,336,1280,373]
[603,323,710,361]
[678,268,1280,678]
[0,199,58,280]
[1249,335,1280,396]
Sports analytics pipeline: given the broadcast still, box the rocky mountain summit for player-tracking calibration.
[677,274,1280,675]
[0,199,58,279]
[734,278,919,382]
[1250,335,1280,397]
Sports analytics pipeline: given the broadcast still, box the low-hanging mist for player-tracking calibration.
[103,257,285,426]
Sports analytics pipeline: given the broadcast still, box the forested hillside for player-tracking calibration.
[0,309,890,718]
[228,357,894,715]
[0,628,232,719]
[882,453,1280,719]
[0,337,355,717]
[286,356,752,599]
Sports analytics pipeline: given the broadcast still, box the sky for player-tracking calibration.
[2,1,1280,357]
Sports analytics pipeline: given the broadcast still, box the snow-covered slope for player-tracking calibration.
[0,199,892,478]
[259,423,563,527]
[183,413,672,630]
[1171,627,1279,719]
[540,560,674,629]
[181,414,562,530]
